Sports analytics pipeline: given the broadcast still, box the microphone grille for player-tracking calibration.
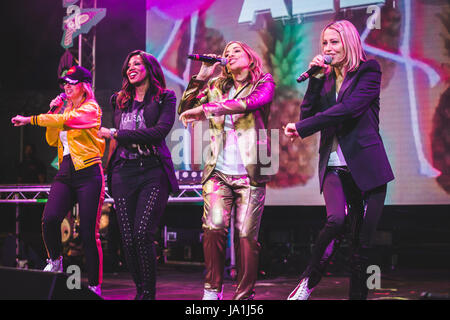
[60,93,67,99]
[219,58,228,66]
[323,55,332,65]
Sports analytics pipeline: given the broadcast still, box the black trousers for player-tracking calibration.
[42,155,104,286]
[302,166,387,299]
[111,160,169,299]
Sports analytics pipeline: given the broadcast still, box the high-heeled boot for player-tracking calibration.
[349,251,370,300]
[115,198,143,300]
[136,236,157,300]
[134,284,143,300]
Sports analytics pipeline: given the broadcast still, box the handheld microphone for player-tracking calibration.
[49,93,67,113]
[187,54,228,66]
[296,55,332,83]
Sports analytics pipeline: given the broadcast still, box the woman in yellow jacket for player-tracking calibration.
[11,66,105,296]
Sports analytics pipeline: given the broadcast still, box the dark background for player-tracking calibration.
[1,0,146,91]
[0,0,148,183]
[0,0,449,274]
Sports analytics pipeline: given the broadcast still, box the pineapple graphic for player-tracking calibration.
[177,12,226,78]
[174,13,226,171]
[364,2,402,89]
[432,6,450,194]
[259,18,319,188]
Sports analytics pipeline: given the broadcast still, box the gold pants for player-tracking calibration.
[202,171,266,299]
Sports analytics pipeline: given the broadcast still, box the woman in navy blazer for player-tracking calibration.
[285,20,394,300]
[98,50,179,300]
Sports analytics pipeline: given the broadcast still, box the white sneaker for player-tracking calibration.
[88,284,102,296]
[43,256,63,272]
[202,288,223,300]
[287,277,314,300]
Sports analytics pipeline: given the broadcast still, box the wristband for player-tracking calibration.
[109,128,117,139]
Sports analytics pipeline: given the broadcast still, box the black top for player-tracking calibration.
[107,90,180,194]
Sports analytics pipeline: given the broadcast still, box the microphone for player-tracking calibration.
[296,55,332,83]
[49,93,67,113]
[187,54,228,66]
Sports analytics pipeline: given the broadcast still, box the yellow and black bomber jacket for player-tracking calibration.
[30,98,105,171]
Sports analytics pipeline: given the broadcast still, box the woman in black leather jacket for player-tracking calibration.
[98,50,179,300]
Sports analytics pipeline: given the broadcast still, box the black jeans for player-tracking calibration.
[42,155,104,286]
[111,159,169,299]
[302,166,387,299]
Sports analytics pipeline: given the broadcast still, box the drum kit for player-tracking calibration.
[60,203,112,257]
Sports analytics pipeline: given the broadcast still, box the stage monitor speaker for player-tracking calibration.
[0,267,102,300]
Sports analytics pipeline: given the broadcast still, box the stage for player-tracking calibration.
[96,265,449,300]
[1,0,449,308]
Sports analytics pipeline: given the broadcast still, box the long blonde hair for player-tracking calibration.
[321,20,366,72]
[81,82,95,101]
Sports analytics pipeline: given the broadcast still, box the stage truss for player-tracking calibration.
[0,184,203,204]
[0,184,203,266]
[65,0,99,90]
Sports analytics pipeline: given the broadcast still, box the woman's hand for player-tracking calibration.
[49,95,65,113]
[11,115,31,127]
[196,54,222,81]
[283,123,300,141]
[98,127,115,139]
[179,106,206,128]
[309,54,331,78]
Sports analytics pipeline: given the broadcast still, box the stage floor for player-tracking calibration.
[95,265,449,300]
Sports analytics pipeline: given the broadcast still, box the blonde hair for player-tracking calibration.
[67,82,96,108]
[81,82,95,101]
[217,41,264,91]
[321,20,366,72]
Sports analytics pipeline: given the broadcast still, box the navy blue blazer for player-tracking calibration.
[295,59,394,192]
[107,89,180,194]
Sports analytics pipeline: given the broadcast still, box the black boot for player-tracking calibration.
[140,290,156,300]
[349,250,370,300]
[135,243,157,300]
[134,284,143,300]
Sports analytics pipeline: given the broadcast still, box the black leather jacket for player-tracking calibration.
[107,89,179,194]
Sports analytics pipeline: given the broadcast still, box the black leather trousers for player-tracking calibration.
[301,166,387,299]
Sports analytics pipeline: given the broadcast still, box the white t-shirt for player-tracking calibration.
[214,86,247,175]
[328,136,347,166]
[327,92,347,166]
[59,131,70,156]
